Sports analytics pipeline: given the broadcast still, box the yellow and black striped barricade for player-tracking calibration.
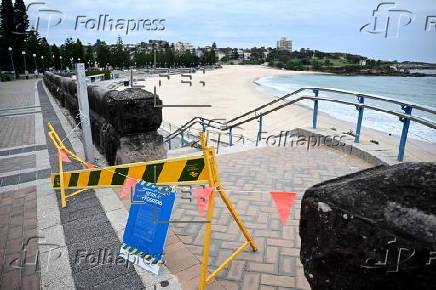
[51,155,210,190]
[48,123,257,290]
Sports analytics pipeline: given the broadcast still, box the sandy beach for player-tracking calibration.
[137,65,436,162]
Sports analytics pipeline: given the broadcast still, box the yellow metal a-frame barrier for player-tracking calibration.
[47,123,257,289]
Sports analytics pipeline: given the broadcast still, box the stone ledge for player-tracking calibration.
[289,127,400,166]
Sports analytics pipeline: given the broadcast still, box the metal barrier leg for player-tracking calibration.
[199,189,215,290]
[312,90,319,129]
[58,148,67,208]
[198,133,258,289]
[398,106,412,161]
[216,185,257,252]
[354,96,365,143]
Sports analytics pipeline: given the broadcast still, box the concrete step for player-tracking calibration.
[166,146,201,158]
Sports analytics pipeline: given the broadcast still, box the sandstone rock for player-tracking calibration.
[115,132,166,165]
[44,72,165,166]
[300,162,436,290]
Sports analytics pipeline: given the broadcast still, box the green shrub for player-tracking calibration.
[0,74,13,81]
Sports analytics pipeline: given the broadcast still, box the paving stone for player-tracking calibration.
[279,256,296,277]
[261,274,295,288]
[248,262,277,274]
[259,286,275,290]
[0,155,36,174]
[0,269,21,290]
[22,273,40,290]
[165,241,199,273]
[265,246,278,264]
[242,272,261,290]
[226,260,245,281]
[166,145,372,289]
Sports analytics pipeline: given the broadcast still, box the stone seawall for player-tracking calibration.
[43,71,166,165]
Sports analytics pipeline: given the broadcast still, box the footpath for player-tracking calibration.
[0,79,373,290]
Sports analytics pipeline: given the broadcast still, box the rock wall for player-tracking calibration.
[300,162,436,290]
[43,71,166,165]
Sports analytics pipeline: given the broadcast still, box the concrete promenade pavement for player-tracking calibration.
[0,79,180,289]
[1,78,373,290]
[114,143,373,289]
[0,79,47,290]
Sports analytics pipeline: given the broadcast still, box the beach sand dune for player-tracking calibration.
[138,65,436,162]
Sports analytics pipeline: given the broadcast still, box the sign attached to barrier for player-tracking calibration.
[119,180,176,274]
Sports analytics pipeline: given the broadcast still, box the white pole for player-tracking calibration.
[130,69,133,87]
[75,63,95,161]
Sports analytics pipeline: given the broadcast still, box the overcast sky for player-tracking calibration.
[24,0,436,62]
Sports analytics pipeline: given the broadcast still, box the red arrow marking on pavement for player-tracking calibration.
[194,187,214,216]
[270,192,297,226]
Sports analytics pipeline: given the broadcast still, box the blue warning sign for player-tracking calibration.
[119,180,176,274]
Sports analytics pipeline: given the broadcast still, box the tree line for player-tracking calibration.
[0,0,217,75]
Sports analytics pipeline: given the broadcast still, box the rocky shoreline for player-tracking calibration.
[327,71,436,77]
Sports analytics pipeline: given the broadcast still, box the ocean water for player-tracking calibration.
[255,74,436,143]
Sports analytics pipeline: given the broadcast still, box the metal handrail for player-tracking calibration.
[228,96,436,130]
[226,87,436,127]
[163,87,436,161]
[164,117,226,141]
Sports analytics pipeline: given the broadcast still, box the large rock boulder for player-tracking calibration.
[115,132,166,165]
[88,87,162,135]
[43,72,165,166]
[300,162,436,290]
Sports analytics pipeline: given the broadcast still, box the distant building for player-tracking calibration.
[237,49,244,60]
[123,43,138,50]
[359,60,367,66]
[174,42,193,52]
[243,52,251,61]
[277,37,292,51]
[216,51,226,61]
[195,48,204,58]
[390,64,399,71]
[149,40,169,49]
[224,49,233,59]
